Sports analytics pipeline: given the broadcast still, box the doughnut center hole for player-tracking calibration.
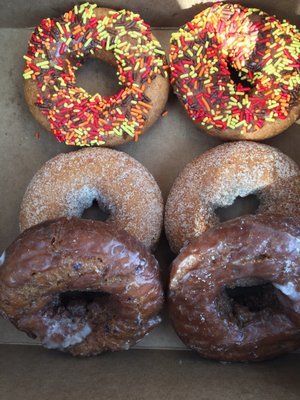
[75,57,120,97]
[59,290,110,308]
[215,194,259,222]
[226,282,277,313]
[220,279,284,327]
[81,199,110,222]
[59,290,110,307]
[227,63,254,89]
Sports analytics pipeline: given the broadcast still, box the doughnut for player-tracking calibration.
[165,141,300,253]
[20,148,163,250]
[169,214,300,362]
[0,218,163,356]
[23,3,169,146]
[169,3,300,140]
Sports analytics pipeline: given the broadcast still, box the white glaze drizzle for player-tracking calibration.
[0,251,5,266]
[274,282,300,313]
[42,318,91,350]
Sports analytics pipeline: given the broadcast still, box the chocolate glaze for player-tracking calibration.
[169,3,300,141]
[0,218,163,356]
[169,214,300,362]
[24,6,169,146]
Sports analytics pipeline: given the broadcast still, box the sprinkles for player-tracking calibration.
[23,3,168,146]
[169,3,300,136]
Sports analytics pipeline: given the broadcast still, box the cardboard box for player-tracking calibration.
[0,1,299,398]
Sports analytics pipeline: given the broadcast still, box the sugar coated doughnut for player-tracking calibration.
[169,3,300,140]
[169,214,300,362]
[0,218,163,356]
[165,141,300,253]
[23,3,169,146]
[20,148,163,250]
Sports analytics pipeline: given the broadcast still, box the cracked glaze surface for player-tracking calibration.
[169,214,300,362]
[0,218,163,356]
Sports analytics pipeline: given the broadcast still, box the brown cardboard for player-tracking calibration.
[0,1,300,395]
[1,345,300,400]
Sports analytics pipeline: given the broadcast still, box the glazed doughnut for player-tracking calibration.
[169,214,300,362]
[169,3,300,140]
[23,3,169,146]
[0,218,163,356]
[20,148,163,250]
[165,141,300,253]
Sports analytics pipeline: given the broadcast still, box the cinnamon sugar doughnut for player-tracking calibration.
[169,3,300,140]
[20,148,163,249]
[0,218,163,356]
[165,142,300,253]
[23,3,169,146]
[169,214,300,362]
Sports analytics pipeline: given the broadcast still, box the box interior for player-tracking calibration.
[0,1,299,398]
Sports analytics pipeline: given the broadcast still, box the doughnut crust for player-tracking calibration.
[24,4,169,146]
[169,3,300,140]
[165,141,300,253]
[20,148,163,250]
[169,214,300,362]
[0,218,164,356]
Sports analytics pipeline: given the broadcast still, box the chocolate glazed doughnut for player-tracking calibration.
[23,3,169,146]
[169,214,300,362]
[169,3,300,140]
[0,218,163,356]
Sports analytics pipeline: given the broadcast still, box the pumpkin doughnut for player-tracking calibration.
[23,3,169,146]
[169,3,300,140]
[169,214,300,362]
[165,142,300,253]
[0,218,163,356]
[20,148,163,250]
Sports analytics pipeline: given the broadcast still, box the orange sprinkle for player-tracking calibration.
[262,25,271,31]
[264,90,273,96]
[199,67,206,77]
[139,101,152,110]
[202,97,211,111]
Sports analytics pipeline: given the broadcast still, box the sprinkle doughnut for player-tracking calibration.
[165,141,300,253]
[169,214,300,362]
[23,3,169,146]
[169,3,300,140]
[0,218,163,356]
[20,148,163,250]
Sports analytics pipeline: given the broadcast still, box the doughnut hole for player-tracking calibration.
[59,290,111,308]
[81,199,110,222]
[38,289,121,350]
[227,62,254,89]
[75,57,120,97]
[66,187,111,222]
[216,278,285,328]
[51,289,114,323]
[215,194,260,222]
